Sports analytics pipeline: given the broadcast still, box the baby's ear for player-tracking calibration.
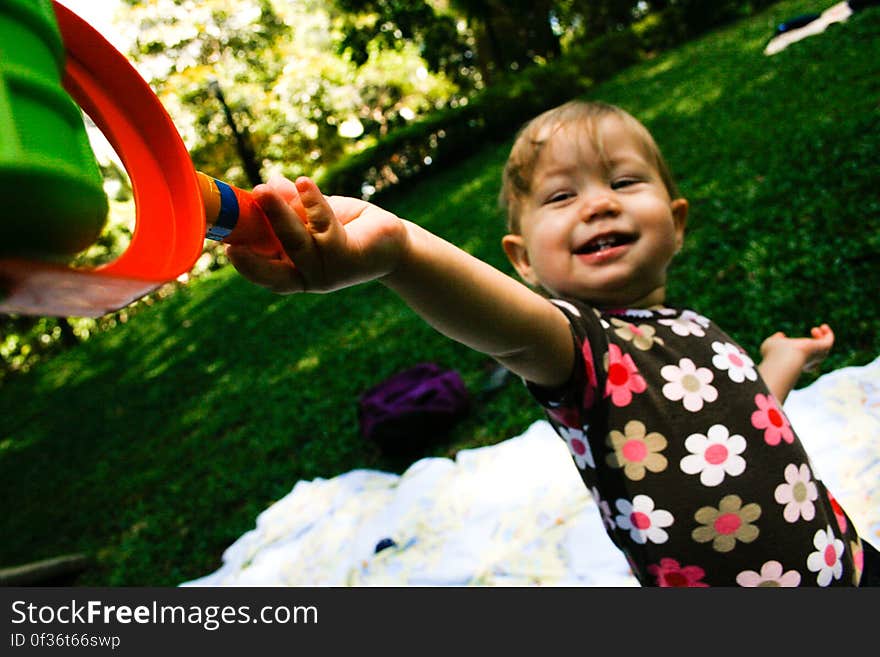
[502,234,540,287]
[671,198,688,251]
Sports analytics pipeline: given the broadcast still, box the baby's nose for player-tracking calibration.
[581,194,621,222]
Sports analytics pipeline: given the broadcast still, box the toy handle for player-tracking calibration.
[197,172,285,258]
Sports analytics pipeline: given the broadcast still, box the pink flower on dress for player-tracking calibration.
[548,404,580,429]
[582,341,599,409]
[852,540,864,585]
[827,490,847,533]
[751,394,794,445]
[647,558,709,587]
[659,310,709,337]
[591,486,616,531]
[604,343,646,407]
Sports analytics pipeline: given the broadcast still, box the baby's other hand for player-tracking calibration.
[760,324,834,372]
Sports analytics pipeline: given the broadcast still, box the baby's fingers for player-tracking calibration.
[253,185,325,287]
[294,177,339,238]
[226,246,305,294]
[265,174,307,221]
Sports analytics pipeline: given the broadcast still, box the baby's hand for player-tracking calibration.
[760,324,835,373]
[226,176,407,294]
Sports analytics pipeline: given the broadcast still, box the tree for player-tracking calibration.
[121,0,458,186]
[553,0,644,40]
[331,1,563,88]
[449,0,561,81]
[329,0,479,93]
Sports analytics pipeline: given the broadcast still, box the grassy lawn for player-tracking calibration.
[1,0,878,585]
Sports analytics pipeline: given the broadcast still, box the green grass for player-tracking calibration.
[2,0,878,585]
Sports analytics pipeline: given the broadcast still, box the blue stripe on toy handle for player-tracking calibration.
[205,178,239,241]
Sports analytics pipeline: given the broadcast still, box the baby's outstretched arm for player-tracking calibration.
[227,176,574,387]
[757,324,834,403]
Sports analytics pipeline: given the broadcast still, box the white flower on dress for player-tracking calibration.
[558,426,594,469]
[622,309,654,318]
[615,494,674,544]
[591,486,616,531]
[774,463,819,522]
[659,309,710,337]
[680,424,746,486]
[711,341,758,383]
[661,358,718,412]
[806,525,845,586]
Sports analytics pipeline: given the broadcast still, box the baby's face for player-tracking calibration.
[503,116,687,308]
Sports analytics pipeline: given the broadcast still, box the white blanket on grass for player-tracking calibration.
[183,356,880,587]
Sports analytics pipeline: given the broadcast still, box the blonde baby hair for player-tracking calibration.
[499,100,680,234]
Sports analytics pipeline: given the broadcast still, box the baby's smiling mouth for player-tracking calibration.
[574,232,636,255]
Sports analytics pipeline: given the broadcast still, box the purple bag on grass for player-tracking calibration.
[358,363,471,453]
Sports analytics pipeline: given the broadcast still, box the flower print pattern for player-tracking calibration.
[604,343,647,407]
[547,404,580,429]
[826,490,847,533]
[547,406,581,429]
[581,341,599,410]
[711,341,757,383]
[615,495,674,544]
[774,464,818,522]
[806,525,844,586]
[531,305,862,586]
[851,540,864,586]
[659,309,709,337]
[611,318,664,351]
[606,420,668,480]
[647,558,709,587]
[751,394,794,445]
[558,426,594,469]
[591,487,616,531]
[661,358,718,412]
[736,561,801,587]
[692,495,761,553]
[680,424,746,487]
[618,308,655,319]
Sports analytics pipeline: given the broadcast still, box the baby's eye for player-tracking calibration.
[545,191,574,204]
[611,177,642,190]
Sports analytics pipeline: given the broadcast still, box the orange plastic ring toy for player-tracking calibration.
[0,1,282,318]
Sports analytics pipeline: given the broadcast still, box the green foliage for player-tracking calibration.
[318,46,606,198]
[554,0,644,40]
[1,1,878,585]
[331,0,476,88]
[120,0,461,189]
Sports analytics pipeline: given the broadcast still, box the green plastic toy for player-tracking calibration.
[0,0,109,258]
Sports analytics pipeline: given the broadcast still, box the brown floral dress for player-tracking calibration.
[526,298,867,586]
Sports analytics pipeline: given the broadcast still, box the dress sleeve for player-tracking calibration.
[524,298,608,428]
